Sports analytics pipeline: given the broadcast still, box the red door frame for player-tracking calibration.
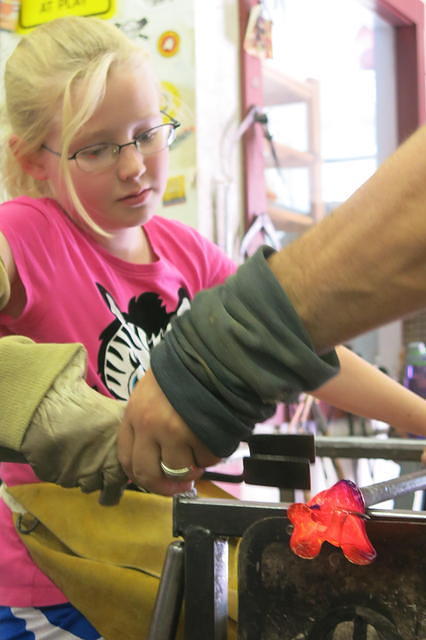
[238,0,426,224]
[357,0,426,139]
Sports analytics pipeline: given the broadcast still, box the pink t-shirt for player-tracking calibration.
[0,196,236,606]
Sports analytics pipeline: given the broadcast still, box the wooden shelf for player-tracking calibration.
[264,141,316,168]
[262,67,324,224]
[263,66,315,106]
[267,202,315,233]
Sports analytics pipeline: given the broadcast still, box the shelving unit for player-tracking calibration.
[266,202,314,233]
[262,65,324,233]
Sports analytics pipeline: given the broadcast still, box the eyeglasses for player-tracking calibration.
[41,112,180,174]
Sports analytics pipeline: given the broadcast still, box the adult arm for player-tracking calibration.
[119,124,426,492]
[120,247,340,491]
[270,124,426,352]
[120,342,426,492]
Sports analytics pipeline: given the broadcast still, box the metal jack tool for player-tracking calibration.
[361,466,426,508]
[202,433,315,490]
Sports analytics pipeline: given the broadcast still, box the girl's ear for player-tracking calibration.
[9,135,49,181]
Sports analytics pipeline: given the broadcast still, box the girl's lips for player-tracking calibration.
[119,188,152,206]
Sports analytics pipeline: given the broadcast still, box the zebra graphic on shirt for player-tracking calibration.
[96,283,190,400]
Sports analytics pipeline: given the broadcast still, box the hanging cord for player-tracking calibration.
[254,110,287,185]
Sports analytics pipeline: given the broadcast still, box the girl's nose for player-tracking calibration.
[116,144,146,180]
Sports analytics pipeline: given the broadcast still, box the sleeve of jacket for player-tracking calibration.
[0,250,86,457]
[0,335,84,456]
[0,253,86,457]
[151,246,340,457]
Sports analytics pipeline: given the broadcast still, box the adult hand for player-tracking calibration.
[118,368,221,495]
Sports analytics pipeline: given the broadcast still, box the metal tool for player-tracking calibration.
[360,466,426,508]
[202,433,315,490]
[1,433,315,490]
[315,435,426,462]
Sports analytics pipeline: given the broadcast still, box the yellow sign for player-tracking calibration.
[163,175,186,207]
[17,0,116,33]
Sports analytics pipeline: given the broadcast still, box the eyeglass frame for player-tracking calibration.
[41,111,181,172]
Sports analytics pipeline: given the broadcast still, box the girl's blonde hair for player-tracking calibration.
[1,16,149,233]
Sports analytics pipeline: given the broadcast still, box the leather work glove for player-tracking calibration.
[1,260,127,505]
[20,349,128,506]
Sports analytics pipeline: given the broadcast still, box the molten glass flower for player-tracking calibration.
[287,479,377,565]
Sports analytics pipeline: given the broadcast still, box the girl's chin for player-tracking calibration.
[106,211,155,231]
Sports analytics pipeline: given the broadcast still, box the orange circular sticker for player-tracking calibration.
[158,30,180,57]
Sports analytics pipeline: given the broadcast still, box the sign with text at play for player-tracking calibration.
[17,0,116,33]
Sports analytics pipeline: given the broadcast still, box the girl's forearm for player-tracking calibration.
[312,346,426,437]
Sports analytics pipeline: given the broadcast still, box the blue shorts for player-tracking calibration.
[0,603,103,639]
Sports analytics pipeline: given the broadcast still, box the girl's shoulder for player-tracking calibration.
[146,215,236,286]
[0,195,59,212]
[0,198,74,266]
[0,196,64,232]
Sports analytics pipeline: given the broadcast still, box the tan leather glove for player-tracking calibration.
[20,348,128,506]
[1,260,127,504]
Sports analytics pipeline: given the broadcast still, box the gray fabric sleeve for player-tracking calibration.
[151,246,340,457]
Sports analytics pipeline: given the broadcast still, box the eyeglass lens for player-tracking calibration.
[75,123,176,172]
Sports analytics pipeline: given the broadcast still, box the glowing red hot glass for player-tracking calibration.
[287,479,377,565]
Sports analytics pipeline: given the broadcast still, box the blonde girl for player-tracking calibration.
[0,15,235,637]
